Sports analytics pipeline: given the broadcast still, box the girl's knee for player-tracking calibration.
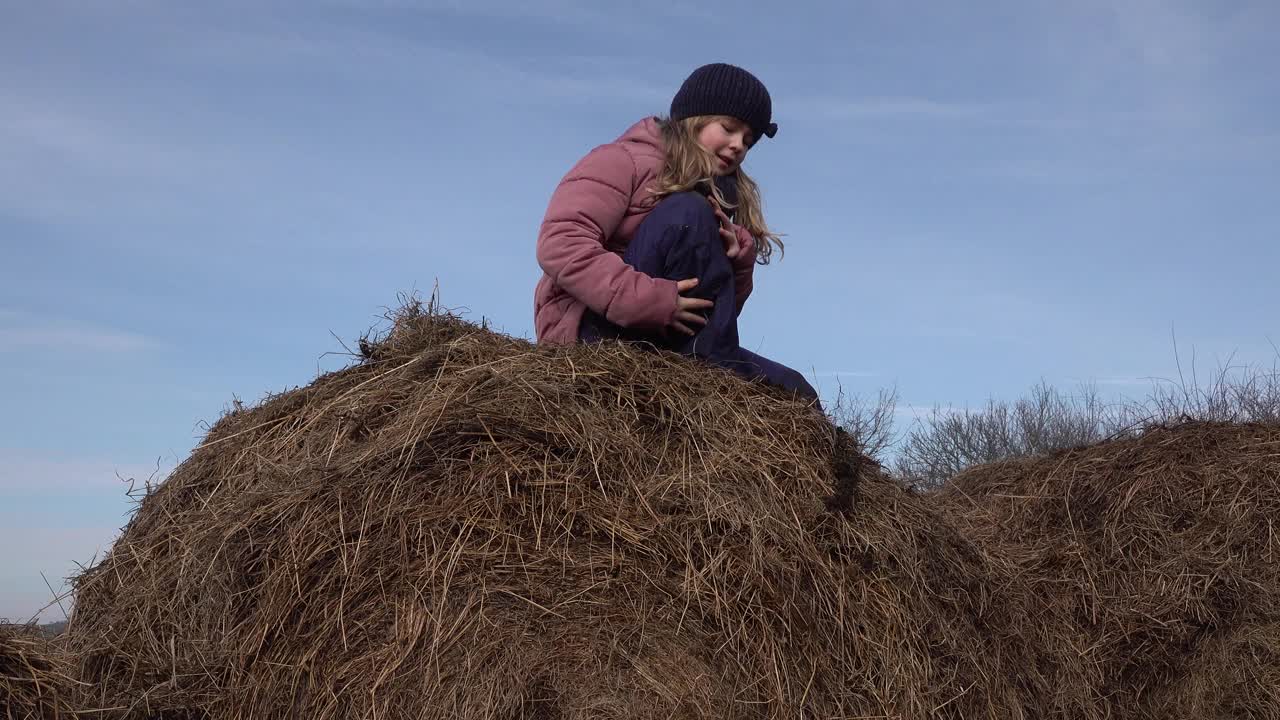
[781,367,820,401]
[761,356,819,402]
[651,191,716,227]
[626,191,728,279]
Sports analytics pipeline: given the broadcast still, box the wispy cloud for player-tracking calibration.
[799,96,1005,122]
[169,10,671,106]
[0,449,152,620]
[811,370,878,379]
[1098,0,1218,72]
[0,3,666,228]
[0,525,122,622]
[893,404,966,421]
[0,449,167,492]
[0,86,235,224]
[1089,377,1160,387]
[0,87,224,181]
[0,310,161,354]
[308,0,720,32]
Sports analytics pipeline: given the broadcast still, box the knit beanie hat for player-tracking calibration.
[670,63,778,143]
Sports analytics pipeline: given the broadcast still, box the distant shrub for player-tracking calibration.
[833,355,1280,489]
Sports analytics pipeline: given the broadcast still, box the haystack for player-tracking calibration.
[1142,621,1280,719]
[940,421,1280,719]
[1,624,77,719]
[65,302,1034,719]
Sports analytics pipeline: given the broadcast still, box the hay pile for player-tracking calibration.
[1143,621,1280,718]
[1,624,77,719]
[65,304,1033,719]
[941,421,1280,719]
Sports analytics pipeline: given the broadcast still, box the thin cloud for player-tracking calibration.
[0,525,122,623]
[894,404,966,421]
[0,90,219,180]
[171,9,671,106]
[1100,0,1217,71]
[0,310,161,354]
[1090,377,1160,387]
[308,0,719,31]
[0,450,139,620]
[0,449,167,492]
[812,370,878,379]
[0,88,234,225]
[797,92,1194,141]
[801,96,1003,121]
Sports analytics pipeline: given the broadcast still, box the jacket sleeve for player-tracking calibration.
[731,225,757,315]
[536,144,679,330]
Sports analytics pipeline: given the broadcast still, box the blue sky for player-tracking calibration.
[2,0,1277,620]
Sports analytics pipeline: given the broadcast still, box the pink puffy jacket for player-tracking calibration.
[533,117,757,345]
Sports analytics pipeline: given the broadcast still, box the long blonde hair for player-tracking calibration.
[651,115,783,263]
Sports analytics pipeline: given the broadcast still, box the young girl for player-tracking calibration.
[533,62,818,403]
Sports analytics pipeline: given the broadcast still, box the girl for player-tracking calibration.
[533,63,818,403]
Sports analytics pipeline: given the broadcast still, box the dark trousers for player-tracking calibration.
[580,191,820,405]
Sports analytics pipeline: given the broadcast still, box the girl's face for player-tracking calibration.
[696,116,753,175]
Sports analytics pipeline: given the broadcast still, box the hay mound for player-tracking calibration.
[65,304,1032,719]
[941,421,1280,719]
[1,624,77,719]
[1142,620,1280,718]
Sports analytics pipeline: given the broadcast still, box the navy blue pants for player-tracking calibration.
[580,191,819,404]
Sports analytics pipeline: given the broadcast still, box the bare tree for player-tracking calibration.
[829,385,900,463]
[1143,351,1280,425]
[890,357,1280,489]
[893,381,1125,489]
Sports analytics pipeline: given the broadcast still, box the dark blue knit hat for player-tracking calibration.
[670,63,777,143]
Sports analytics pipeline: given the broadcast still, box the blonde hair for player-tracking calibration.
[650,115,783,263]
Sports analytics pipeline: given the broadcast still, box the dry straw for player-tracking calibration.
[941,421,1280,719]
[54,298,1280,719]
[64,300,1032,719]
[1143,620,1280,718]
[1,624,77,719]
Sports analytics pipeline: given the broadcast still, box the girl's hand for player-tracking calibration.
[707,196,740,259]
[671,278,713,336]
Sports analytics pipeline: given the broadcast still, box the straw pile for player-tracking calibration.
[64,303,1034,719]
[1,624,76,720]
[1142,621,1280,719]
[940,421,1280,719]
